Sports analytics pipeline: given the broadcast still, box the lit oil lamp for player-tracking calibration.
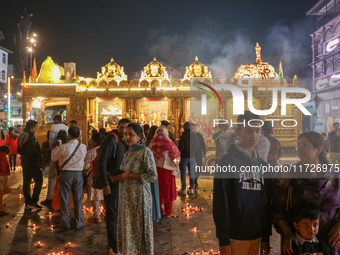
[37,241,41,247]
[6,223,9,228]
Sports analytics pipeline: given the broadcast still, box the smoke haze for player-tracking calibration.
[142,17,314,79]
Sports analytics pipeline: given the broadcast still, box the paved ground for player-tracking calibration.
[0,171,282,255]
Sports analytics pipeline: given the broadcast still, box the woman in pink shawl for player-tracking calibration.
[151,125,180,217]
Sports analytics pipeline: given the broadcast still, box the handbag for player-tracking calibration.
[57,142,81,175]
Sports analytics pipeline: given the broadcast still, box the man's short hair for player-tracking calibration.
[333,122,339,127]
[321,132,326,136]
[118,118,131,126]
[17,125,22,128]
[183,122,191,130]
[68,126,80,138]
[237,111,261,130]
[26,120,38,130]
[70,120,77,125]
[291,202,320,224]
[262,121,273,134]
[53,115,62,122]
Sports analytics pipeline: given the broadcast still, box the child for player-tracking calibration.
[0,145,11,216]
[291,202,330,255]
[213,111,272,255]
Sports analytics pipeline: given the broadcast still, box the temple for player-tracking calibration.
[20,44,303,165]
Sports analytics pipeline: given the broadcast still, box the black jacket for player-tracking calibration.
[96,130,128,187]
[178,129,196,158]
[18,129,42,165]
[168,131,175,143]
[194,132,206,157]
[213,144,272,246]
[328,130,340,153]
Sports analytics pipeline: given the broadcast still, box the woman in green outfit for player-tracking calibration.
[111,123,158,255]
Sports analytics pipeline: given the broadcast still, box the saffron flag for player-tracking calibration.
[23,71,26,86]
[32,58,37,80]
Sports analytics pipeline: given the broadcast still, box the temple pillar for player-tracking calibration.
[69,96,88,144]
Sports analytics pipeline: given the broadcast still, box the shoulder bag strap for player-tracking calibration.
[60,142,81,171]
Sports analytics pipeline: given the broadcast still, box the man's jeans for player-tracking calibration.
[22,158,42,205]
[46,160,57,200]
[104,180,119,253]
[59,171,83,229]
[179,157,196,190]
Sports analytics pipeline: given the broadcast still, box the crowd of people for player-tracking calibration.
[0,116,207,255]
[1,111,340,255]
[213,111,340,255]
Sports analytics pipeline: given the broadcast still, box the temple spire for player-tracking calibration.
[255,42,262,63]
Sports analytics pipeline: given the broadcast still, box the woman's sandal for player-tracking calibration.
[0,211,9,216]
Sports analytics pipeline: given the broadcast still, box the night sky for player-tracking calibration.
[0,0,316,79]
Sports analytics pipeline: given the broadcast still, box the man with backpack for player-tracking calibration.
[17,120,43,210]
[96,118,130,255]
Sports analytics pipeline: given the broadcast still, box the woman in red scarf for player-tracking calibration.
[151,125,180,217]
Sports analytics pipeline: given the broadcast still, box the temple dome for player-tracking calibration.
[184,56,211,79]
[140,57,169,79]
[233,62,278,79]
[233,43,279,79]
[97,58,127,80]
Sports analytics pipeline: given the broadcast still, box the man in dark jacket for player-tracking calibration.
[96,118,130,255]
[328,122,340,164]
[17,120,43,210]
[190,123,206,189]
[213,111,271,255]
[178,122,196,196]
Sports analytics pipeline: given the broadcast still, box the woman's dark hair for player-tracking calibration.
[298,131,327,163]
[126,123,143,137]
[0,145,9,154]
[91,132,103,146]
[145,125,158,147]
[99,128,107,137]
[291,202,320,224]
[91,129,98,134]
[8,127,17,139]
[143,124,150,132]
[47,130,50,139]
[25,120,37,130]
[57,130,68,144]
